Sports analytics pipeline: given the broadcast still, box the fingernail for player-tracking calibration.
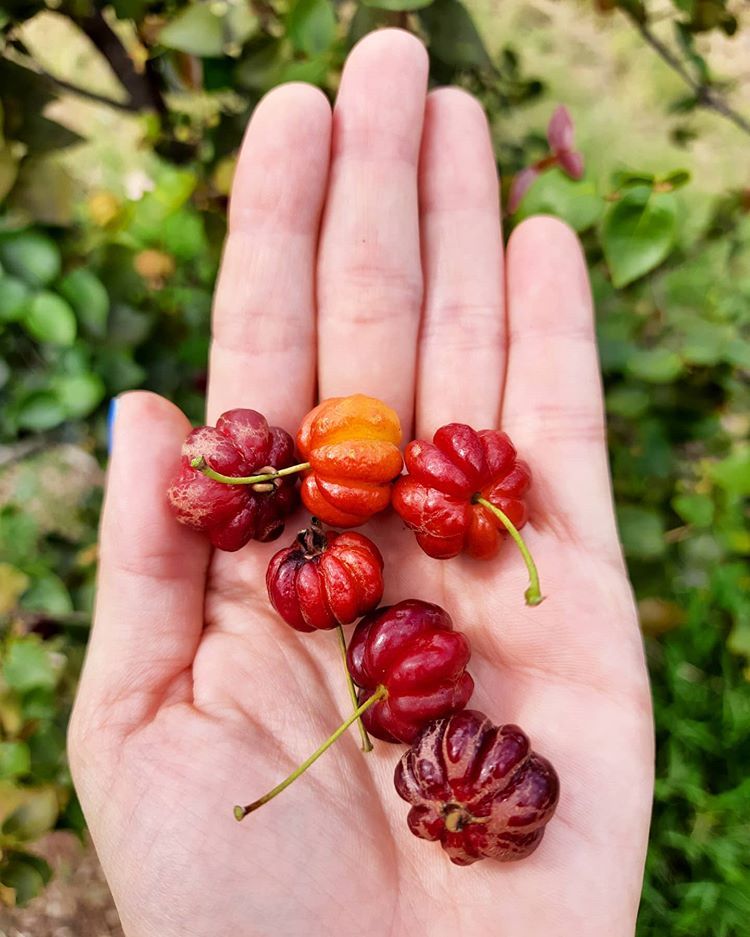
[107,397,119,453]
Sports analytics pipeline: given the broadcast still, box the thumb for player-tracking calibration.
[72,391,210,737]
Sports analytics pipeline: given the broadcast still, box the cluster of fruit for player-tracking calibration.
[167,395,558,867]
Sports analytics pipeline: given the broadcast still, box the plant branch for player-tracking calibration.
[4,49,140,111]
[39,70,141,111]
[71,6,166,115]
[629,16,750,138]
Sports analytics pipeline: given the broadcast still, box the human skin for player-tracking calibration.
[68,28,654,937]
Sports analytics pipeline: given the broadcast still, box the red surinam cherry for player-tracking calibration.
[346,600,474,744]
[266,520,384,632]
[395,710,559,866]
[392,423,543,605]
[393,424,530,561]
[167,408,298,551]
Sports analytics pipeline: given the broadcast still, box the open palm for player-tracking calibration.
[69,29,653,937]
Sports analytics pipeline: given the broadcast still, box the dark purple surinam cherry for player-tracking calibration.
[395,710,559,866]
[167,408,299,550]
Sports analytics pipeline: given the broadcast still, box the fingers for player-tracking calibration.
[502,217,620,557]
[415,88,506,438]
[76,392,210,725]
[208,83,332,429]
[316,29,428,437]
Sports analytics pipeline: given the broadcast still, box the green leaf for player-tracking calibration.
[363,0,434,9]
[288,0,336,56]
[663,168,691,189]
[0,510,38,566]
[3,638,59,693]
[23,291,77,346]
[516,169,604,233]
[606,385,651,418]
[626,347,684,383]
[0,563,29,616]
[0,141,19,203]
[160,4,225,57]
[61,794,87,837]
[617,505,666,559]
[224,1,259,49]
[711,449,750,496]
[15,391,66,432]
[675,316,730,366]
[0,62,82,154]
[27,724,66,779]
[9,157,76,226]
[612,170,655,190]
[602,190,678,288]
[128,171,197,246]
[0,231,61,287]
[672,493,714,527]
[234,40,285,91]
[20,687,57,723]
[0,855,46,905]
[57,268,109,338]
[1,786,59,840]
[0,275,30,322]
[20,574,73,615]
[0,742,31,780]
[52,373,106,420]
[347,6,388,46]
[724,337,750,370]
[277,55,330,86]
[111,0,150,18]
[97,349,146,394]
[419,0,491,68]
[161,210,207,261]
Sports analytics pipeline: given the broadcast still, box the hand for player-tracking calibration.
[69,29,653,937]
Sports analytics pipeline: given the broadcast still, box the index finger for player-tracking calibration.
[207,83,332,429]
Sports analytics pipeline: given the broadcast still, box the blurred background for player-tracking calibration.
[0,1,748,934]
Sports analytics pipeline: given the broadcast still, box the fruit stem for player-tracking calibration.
[190,458,310,486]
[335,624,373,753]
[473,496,544,606]
[298,517,328,558]
[233,686,386,821]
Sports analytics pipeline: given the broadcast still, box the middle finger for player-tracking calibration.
[316,29,429,437]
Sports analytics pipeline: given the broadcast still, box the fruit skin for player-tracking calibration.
[392,423,531,560]
[394,710,559,866]
[266,522,384,632]
[167,409,298,551]
[347,600,474,744]
[296,394,403,528]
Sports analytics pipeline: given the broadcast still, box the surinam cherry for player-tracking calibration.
[395,710,559,866]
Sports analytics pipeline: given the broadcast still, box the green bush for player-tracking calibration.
[0,1,748,930]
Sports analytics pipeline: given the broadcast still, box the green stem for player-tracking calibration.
[335,624,373,753]
[190,458,310,486]
[233,686,387,821]
[474,496,543,607]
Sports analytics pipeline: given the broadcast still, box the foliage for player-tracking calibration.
[0,0,748,929]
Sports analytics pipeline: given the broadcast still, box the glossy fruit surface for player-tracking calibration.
[347,600,474,744]
[392,423,530,560]
[167,408,298,551]
[296,394,403,528]
[395,710,559,866]
[266,521,384,632]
